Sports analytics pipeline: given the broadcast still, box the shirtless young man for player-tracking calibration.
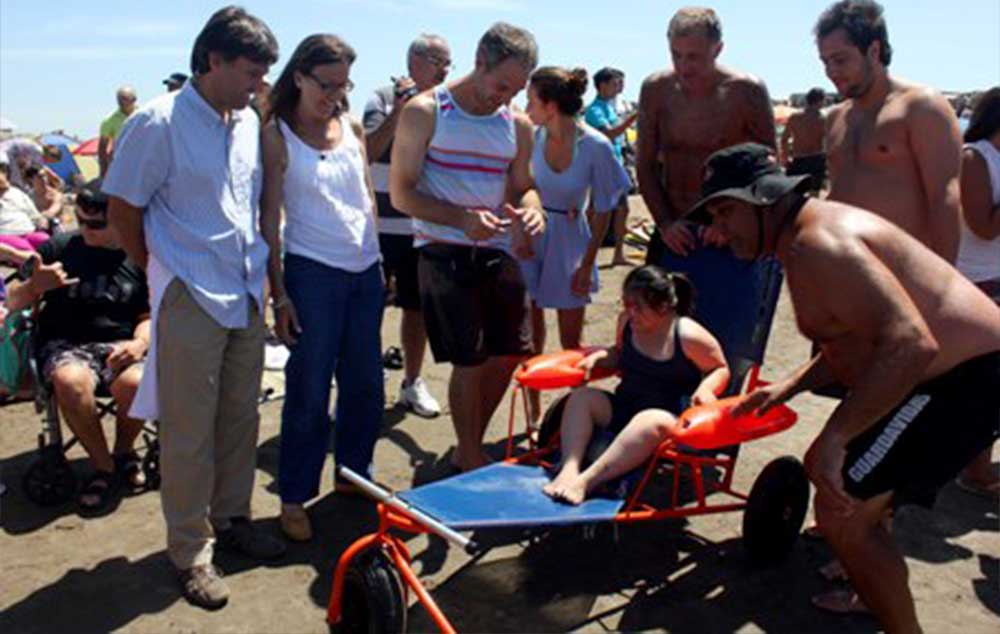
[389,23,545,472]
[818,0,962,261]
[687,143,1000,634]
[636,6,776,262]
[781,87,827,192]
[812,1,966,612]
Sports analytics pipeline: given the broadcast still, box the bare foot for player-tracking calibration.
[819,559,849,583]
[611,254,630,267]
[545,473,588,505]
[811,589,871,615]
[543,466,579,499]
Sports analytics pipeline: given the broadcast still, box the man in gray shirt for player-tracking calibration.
[104,6,283,611]
[363,34,452,418]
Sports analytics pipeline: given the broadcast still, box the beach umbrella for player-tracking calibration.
[73,155,100,182]
[73,138,100,156]
[45,144,82,183]
[40,132,77,146]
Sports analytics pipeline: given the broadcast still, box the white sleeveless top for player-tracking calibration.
[957,140,1000,283]
[279,116,380,272]
[413,86,517,251]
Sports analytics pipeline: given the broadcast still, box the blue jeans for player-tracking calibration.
[279,254,384,504]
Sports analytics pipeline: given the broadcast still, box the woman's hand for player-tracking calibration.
[575,349,608,381]
[570,261,594,297]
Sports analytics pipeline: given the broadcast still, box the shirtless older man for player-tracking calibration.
[817,0,962,261]
[781,87,827,192]
[637,6,776,261]
[687,143,1000,634]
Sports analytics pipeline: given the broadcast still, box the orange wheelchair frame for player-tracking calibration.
[325,351,810,634]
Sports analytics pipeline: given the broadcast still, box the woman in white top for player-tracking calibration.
[956,86,1000,498]
[260,34,383,541]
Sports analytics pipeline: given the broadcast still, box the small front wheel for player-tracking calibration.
[333,548,407,634]
[22,454,77,506]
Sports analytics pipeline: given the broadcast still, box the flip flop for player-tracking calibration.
[818,559,849,583]
[803,524,825,539]
[78,470,121,513]
[115,451,146,489]
[382,346,404,370]
[955,477,1000,501]
[811,589,871,615]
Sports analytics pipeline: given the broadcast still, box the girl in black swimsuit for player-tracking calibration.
[543,265,730,505]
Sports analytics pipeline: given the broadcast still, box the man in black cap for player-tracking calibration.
[689,142,1000,634]
[162,72,188,92]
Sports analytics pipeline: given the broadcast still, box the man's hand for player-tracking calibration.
[804,429,857,516]
[26,254,79,295]
[731,381,791,417]
[462,208,510,241]
[660,221,697,256]
[107,339,147,373]
[570,262,593,297]
[700,225,728,248]
[273,297,303,347]
[504,203,545,237]
[392,76,417,110]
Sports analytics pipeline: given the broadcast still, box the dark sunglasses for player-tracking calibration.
[76,212,108,230]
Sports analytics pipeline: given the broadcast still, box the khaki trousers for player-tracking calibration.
[157,279,265,569]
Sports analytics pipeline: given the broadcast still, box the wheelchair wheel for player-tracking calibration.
[333,548,407,634]
[22,454,77,506]
[742,456,809,564]
[537,393,571,449]
[142,436,161,491]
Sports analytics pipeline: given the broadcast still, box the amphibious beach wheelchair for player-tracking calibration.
[326,242,810,633]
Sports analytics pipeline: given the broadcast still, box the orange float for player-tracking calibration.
[513,347,618,390]
[670,396,797,450]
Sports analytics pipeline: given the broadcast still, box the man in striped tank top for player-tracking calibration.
[390,23,546,472]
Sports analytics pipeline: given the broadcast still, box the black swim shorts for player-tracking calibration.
[842,351,1000,506]
[417,243,533,367]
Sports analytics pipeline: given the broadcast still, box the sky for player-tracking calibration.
[1,0,998,139]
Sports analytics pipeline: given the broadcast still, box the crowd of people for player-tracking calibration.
[1,1,997,631]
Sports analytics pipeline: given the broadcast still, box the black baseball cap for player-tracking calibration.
[684,143,810,225]
[163,72,188,87]
[78,178,109,211]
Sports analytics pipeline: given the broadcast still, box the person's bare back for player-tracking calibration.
[785,109,825,158]
[785,199,1000,387]
[640,67,775,221]
[826,79,962,259]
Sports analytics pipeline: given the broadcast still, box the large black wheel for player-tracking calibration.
[333,548,407,634]
[537,393,571,449]
[742,456,809,564]
[22,454,77,506]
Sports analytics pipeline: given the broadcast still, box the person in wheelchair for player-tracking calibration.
[6,180,150,512]
[543,264,730,505]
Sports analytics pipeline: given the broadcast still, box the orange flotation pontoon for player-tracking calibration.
[669,396,797,450]
[513,347,618,390]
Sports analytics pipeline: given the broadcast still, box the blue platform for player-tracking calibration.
[397,463,625,530]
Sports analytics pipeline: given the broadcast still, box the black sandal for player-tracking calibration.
[382,346,404,370]
[78,470,121,512]
[115,451,147,489]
